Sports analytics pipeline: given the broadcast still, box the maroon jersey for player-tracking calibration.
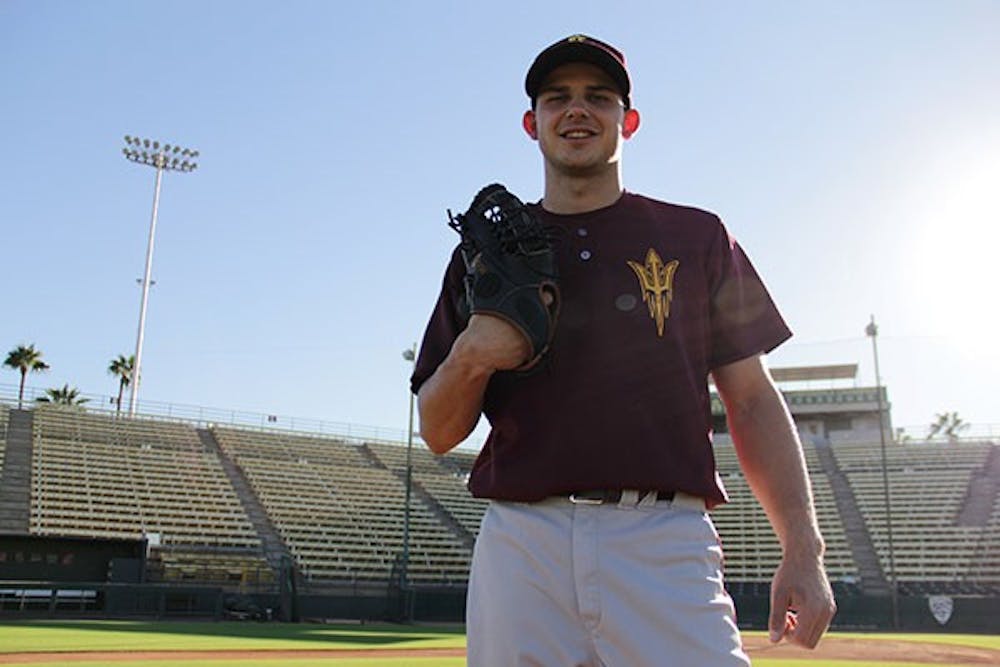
[412,192,791,507]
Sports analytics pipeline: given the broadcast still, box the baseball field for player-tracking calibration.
[0,620,998,666]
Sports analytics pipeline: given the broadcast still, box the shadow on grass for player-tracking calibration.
[3,619,466,647]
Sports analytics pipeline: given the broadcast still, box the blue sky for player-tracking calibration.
[2,0,998,444]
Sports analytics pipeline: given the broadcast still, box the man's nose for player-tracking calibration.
[564,99,591,117]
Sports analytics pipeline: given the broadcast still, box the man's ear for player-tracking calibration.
[622,108,640,139]
[522,110,538,140]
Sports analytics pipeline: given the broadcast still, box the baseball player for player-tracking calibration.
[411,35,836,666]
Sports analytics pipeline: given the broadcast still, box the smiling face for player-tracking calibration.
[524,62,639,180]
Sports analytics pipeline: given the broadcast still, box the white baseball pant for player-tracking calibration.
[466,491,751,667]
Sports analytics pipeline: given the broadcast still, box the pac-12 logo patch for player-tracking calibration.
[626,248,679,337]
[928,595,953,625]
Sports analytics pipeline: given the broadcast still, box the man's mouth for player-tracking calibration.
[560,129,597,139]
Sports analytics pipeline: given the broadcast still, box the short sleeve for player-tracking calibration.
[707,223,792,369]
[410,247,468,394]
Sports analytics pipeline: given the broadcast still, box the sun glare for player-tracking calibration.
[906,156,1000,360]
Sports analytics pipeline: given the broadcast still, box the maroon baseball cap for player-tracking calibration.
[525,34,632,108]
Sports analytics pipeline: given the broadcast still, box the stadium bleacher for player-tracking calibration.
[712,439,858,584]
[832,439,997,593]
[974,501,1000,594]
[148,547,274,586]
[0,404,8,471]
[28,406,262,583]
[365,441,488,537]
[2,401,996,599]
[212,428,473,585]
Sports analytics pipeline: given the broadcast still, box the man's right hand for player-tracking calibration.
[452,313,533,373]
[417,313,531,453]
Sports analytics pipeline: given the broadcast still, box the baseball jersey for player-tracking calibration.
[411,192,791,507]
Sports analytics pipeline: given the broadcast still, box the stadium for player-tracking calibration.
[4,6,1000,662]
[2,364,998,641]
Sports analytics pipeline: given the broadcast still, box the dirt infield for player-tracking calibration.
[742,635,1000,664]
[2,636,999,664]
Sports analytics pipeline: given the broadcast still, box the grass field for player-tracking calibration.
[0,619,467,652]
[0,620,998,666]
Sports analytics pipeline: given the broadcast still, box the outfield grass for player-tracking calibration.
[0,620,997,666]
[0,619,466,653]
[1,660,467,667]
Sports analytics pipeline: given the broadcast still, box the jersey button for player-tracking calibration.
[580,250,592,260]
[577,228,588,237]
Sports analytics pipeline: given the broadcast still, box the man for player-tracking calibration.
[411,35,835,666]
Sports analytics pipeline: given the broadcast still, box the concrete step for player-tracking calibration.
[957,474,998,526]
[198,428,296,579]
[0,409,33,534]
[814,442,889,595]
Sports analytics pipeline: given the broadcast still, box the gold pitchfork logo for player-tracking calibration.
[627,248,679,336]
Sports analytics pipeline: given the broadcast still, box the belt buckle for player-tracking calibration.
[569,492,606,505]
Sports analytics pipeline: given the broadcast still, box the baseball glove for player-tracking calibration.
[448,183,560,369]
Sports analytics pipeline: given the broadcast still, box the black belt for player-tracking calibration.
[567,490,674,505]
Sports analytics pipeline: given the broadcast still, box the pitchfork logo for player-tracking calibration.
[627,248,679,336]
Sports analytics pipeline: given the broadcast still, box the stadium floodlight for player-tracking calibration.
[121,134,200,417]
[866,315,898,629]
[400,343,417,618]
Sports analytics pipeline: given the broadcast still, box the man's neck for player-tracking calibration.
[541,168,624,214]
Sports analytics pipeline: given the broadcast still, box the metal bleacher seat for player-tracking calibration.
[833,439,994,590]
[711,440,858,584]
[30,406,258,550]
[212,428,473,585]
[0,404,8,470]
[151,547,274,586]
[366,441,488,538]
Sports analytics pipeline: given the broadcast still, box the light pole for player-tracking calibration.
[866,315,898,629]
[121,136,199,416]
[400,343,417,614]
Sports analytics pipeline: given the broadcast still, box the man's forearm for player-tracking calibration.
[417,350,493,454]
[715,355,836,647]
[726,383,825,557]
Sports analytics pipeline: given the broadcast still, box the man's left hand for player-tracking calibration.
[768,552,837,648]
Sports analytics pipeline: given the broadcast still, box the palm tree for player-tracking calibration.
[107,354,134,413]
[928,411,969,443]
[3,344,50,409]
[36,384,90,407]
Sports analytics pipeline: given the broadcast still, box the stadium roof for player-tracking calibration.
[770,364,858,383]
